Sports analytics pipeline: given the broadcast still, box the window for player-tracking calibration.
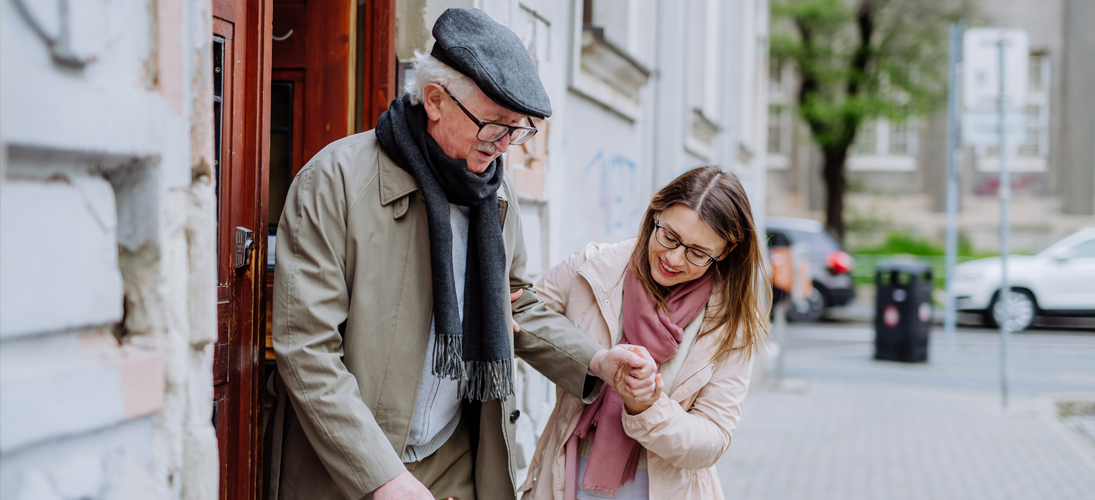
[572,0,652,121]
[268,81,295,227]
[1019,104,1042,157]
[1070,239,1095,258]
[890,121,909,155]
[853,121,877,155]
[769,58,784,93]
[682,0,722,159]
[1029,54,1045,93]
[213,36,224,246]
[768,105,784,154]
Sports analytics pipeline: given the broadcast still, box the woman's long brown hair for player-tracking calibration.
[628,166,771,362]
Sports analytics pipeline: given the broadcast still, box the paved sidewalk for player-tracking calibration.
[717,381,1095,500]
[716,325,1095,500]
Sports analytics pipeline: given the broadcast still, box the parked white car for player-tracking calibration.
[951,226,1095,331]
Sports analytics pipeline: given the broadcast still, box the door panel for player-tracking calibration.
[213,0,272,498]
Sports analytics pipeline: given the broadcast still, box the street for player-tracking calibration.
[716,321,1095,500]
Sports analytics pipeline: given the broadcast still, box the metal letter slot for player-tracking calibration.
[235,227,254,269]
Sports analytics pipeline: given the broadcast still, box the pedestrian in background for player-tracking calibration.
[519,166,771,499]
[268,8,658,500]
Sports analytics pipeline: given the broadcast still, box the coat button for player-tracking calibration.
[510,409,521,423]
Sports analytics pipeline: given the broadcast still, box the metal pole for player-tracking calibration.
[774,301,788,384]
[996,39,1011,409]
[944,22,964,350]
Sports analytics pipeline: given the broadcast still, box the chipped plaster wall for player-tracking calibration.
[0,0,218,499]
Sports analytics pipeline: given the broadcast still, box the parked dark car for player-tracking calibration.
[766,216,856,322]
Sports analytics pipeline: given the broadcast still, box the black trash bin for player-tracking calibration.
[874,262,933,362]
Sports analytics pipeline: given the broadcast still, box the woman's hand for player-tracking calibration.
[615,364,663,415]
[590,345,658,401]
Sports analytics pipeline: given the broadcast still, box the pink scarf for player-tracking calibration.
[565,267,714,498]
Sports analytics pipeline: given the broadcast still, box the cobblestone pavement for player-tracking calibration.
[716,325,1095,500]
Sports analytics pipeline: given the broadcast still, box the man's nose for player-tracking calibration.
[493,134,511,153]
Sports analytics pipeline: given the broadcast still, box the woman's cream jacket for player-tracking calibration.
[518,239,755,500]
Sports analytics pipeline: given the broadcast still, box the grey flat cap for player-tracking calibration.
[430,8,552,119]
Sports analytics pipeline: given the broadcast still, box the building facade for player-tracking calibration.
[766,0,1094,252]
[1,0,770,497]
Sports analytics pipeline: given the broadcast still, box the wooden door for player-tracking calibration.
[265,0,395,357]
[213,0,272,499]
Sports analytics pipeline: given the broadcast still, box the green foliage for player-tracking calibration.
[772,0,977,242]
[771,0,974,149]
[854,231,993,258]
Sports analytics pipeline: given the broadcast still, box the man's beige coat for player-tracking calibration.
[269,131,604,500]
[518,240,754,500]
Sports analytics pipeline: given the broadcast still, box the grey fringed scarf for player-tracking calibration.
[375,95,513,402]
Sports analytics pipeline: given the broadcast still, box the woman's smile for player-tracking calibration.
[657,258,683,277]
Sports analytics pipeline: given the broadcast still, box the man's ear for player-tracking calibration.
[423,83,444,121]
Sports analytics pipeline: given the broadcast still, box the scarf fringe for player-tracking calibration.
[433,333,467,381]
[463,359,514,401]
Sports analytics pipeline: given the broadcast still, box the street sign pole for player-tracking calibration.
[996,39,1011,409]
[963,27,1027,410]
[943,21,964,351]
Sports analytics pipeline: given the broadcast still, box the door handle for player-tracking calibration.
[235,227,254,269]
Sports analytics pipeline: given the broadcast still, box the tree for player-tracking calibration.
[770,0,974,243]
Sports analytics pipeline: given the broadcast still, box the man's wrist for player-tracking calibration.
[588,349,608,379]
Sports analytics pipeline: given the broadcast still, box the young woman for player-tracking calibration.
[518,166,770,499]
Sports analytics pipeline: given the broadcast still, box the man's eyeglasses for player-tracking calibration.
[442,86,538,145]
[654,220,721,267]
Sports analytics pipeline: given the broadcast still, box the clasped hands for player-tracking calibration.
[510,288,662,414]
[591,344,663,415]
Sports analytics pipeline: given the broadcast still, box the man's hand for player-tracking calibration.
[615,367,663,414]
[373,471,433,500]
[590,345,657,402]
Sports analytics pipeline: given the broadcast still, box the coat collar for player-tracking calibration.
[377,145,511,205]
[377,144,418,207]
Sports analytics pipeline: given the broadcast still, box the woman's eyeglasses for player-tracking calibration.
[654,220,721,267]
[443,86,538,145]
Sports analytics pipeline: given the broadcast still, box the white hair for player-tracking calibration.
[405,49,477,105]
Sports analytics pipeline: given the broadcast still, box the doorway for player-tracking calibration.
[259,0,396,499]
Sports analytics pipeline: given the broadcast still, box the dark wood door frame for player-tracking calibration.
[213,0,272,499]
[360,0,396,131]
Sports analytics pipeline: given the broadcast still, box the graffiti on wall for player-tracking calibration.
[580,151,642,243]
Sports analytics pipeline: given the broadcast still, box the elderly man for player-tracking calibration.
[269,8,657,500]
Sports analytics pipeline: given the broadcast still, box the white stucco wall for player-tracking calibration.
[0,0,218,498]
[559,94,653,255]
[559,0,770,260]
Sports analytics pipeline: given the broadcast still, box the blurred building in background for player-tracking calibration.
[766,0,1094,252]
[1,0,770,497]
